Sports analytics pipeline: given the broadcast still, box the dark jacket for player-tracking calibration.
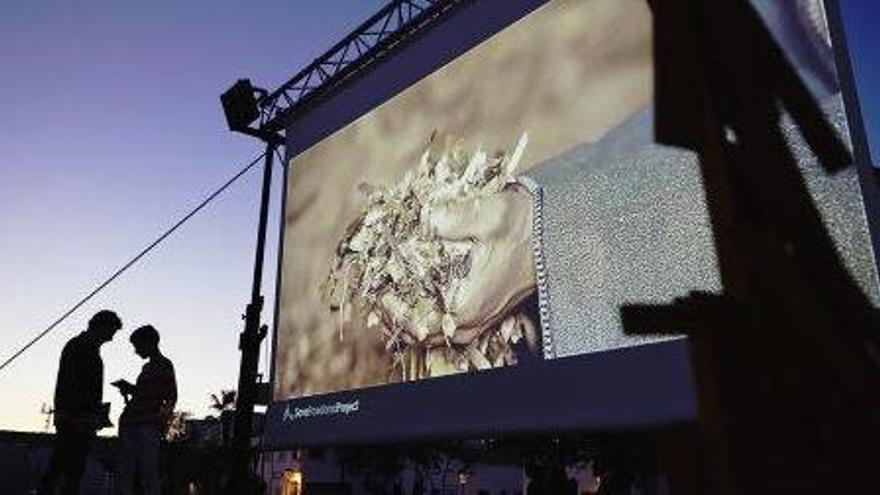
[53,332,103,424]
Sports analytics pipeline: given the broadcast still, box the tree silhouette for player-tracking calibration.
[209,389,237,413]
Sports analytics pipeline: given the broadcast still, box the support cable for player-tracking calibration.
[0,150,268,374]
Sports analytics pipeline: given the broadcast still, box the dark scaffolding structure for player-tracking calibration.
[258,0,470,134]
[220,1,469,492]
[222,0,880,493]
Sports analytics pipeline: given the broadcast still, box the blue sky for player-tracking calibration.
[0,0,383,432]
[839,0,880,165]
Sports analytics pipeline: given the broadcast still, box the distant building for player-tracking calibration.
[257,447,529,495]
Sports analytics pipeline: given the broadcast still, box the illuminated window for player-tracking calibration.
[280,469,302,495]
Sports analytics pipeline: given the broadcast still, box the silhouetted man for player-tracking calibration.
[38,309,122,495]
[114,325,176,495]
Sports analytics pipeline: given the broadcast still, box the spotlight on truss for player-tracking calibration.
[220,79,266,132]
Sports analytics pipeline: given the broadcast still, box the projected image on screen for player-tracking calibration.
[274,0,880,400]
[321,130,538,379]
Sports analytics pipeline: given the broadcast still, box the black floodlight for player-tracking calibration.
[221,79,262,131]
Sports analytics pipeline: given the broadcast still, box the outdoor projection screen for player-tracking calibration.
[265,0,880,446]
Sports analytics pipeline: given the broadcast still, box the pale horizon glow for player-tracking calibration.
[0,0,384,434]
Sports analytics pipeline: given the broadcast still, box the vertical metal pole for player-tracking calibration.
[231,141,276,493]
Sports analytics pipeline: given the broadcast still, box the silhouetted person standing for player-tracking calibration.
[38,310,122,495]
[114,325,176,495]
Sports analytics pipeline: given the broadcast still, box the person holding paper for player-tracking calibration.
[38,310,122,495]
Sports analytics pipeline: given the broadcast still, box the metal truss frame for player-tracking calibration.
[257,0,469,133]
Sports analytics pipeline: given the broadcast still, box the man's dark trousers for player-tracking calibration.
[38,424,95,495]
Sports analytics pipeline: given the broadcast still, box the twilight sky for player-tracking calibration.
[0,0,382,433]
[0,0,877,434]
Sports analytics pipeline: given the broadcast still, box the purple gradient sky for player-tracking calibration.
[0,0,383,432]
